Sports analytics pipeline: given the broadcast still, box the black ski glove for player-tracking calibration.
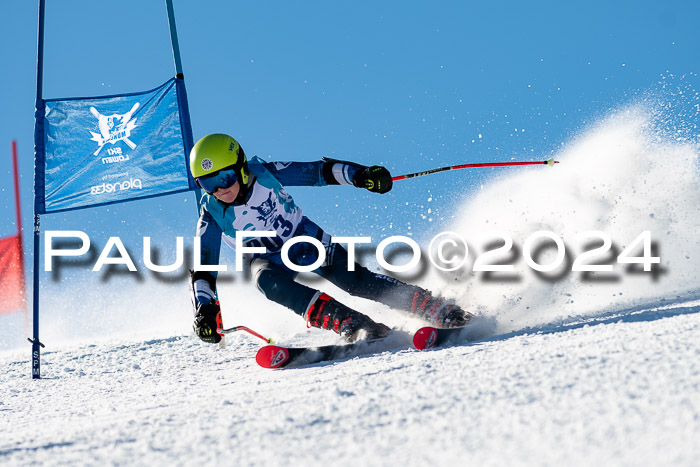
[193,302,223,344]
[352,165,393,194]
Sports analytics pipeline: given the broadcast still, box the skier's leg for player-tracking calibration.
[318,242,423,306]
[252,258,317,316]
[318,244,472,328]
[304,292,390,342]
[252,258,389,341]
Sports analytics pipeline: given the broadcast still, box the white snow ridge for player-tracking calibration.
[2,107,700,466]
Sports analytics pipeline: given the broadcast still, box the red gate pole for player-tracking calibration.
[12,140,28,333]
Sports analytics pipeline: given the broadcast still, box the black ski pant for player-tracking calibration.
[251,243,428,319]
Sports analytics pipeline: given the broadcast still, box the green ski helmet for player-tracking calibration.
[190,134,250,194]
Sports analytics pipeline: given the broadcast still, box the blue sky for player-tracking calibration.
[0,0,698,280]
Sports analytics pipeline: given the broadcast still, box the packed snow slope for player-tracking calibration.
[1,107,699,465]
[1,300,699,466]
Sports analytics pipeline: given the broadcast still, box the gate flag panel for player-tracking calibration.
[35,78,195,214]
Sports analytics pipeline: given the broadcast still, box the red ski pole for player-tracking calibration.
[218,326,274,344]
[392,158,558,181]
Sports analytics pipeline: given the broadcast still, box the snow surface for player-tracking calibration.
[2,107,699,465]
[2,300,699,466]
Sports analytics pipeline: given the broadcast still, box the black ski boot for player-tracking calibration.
[304,293,390,342]
[409,291,474,328]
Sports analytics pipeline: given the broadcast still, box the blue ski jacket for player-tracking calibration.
[191,157,361,307]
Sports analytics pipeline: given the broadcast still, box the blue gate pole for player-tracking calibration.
[165,0,202,205]
[165,0,185,79]
[30,0,47,379]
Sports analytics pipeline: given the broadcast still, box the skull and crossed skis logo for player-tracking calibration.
[89,102,140,156]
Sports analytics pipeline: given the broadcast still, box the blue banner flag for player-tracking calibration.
[35,78,196,213]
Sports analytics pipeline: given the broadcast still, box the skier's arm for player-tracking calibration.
[263,158,393,193]
[190,207,223,344]
[261,160,329,186]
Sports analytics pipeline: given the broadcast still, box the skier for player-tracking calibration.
[189,133,472,344]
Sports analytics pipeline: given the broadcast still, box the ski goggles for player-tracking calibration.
[196,166,239,195]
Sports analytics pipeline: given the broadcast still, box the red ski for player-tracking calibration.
[256,338,388,369]
[256,326,471,369]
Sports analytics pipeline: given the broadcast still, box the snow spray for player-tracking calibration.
[429,105,700,333]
